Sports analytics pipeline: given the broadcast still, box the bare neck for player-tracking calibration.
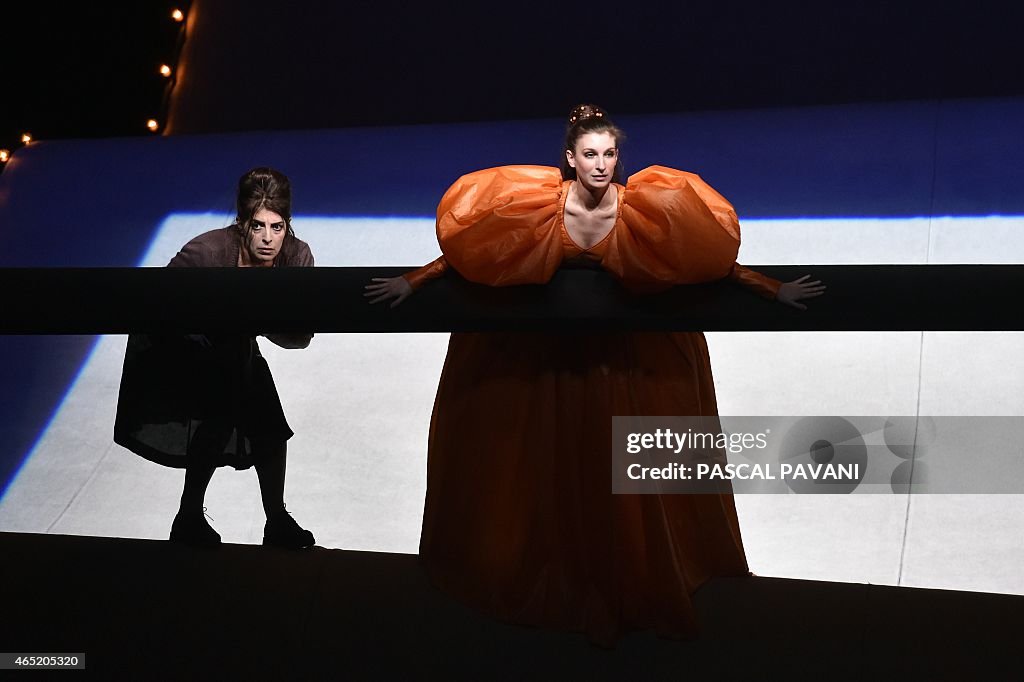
[571,181,614,211]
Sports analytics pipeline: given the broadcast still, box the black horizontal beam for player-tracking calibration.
[0,265,1020,334]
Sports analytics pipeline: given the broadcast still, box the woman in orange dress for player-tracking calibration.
[367,105,823,644]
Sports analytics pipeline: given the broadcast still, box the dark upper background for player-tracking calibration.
[2,0,1023,153]
[2,0,1023,496]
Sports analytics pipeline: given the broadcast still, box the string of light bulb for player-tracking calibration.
[1,5,190,167]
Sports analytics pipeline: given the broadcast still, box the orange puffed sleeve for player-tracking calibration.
[436,166,566,286]
[604,166,742,292]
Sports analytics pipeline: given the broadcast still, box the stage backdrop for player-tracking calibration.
[1,98,1023,595]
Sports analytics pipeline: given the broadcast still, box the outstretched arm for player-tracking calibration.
[364,255,449,308]
[729,264,825,310]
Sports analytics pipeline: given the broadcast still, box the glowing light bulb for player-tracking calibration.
[0,150,10,163]
[21,133,32,144]
[146,119,159,132]
[171,9,184,22]
[160,64,172,77]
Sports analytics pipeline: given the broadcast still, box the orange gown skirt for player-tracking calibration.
[414,165,772,645]
[418,330,749,644]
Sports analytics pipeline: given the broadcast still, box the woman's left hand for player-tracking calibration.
[776,275,826,310]
[364,276,414,308]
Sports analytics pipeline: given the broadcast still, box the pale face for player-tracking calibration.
[566,131,618,192]
[244,207,287,266]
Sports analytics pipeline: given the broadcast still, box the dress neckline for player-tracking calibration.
[558,180,624,252]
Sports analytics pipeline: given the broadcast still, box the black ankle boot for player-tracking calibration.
[170,508,221,548]
[263,508,314,550]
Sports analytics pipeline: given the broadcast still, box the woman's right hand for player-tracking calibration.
[364,276,413,308]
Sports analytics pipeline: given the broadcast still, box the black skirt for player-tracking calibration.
[114,333,293,470]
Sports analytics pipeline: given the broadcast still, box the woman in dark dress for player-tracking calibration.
[115,167,316,549]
